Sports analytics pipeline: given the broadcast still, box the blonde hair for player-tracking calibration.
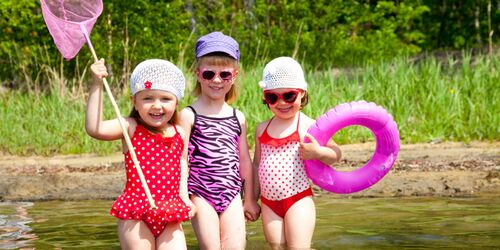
[193,53,240,104]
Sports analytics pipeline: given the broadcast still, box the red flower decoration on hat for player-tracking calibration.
[144,81,152,89]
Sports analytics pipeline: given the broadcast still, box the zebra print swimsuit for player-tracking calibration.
[187,106,243,213]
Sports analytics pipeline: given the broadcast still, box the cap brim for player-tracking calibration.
[197,45,239,60]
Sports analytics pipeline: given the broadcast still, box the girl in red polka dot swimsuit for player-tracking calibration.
[253,57,342,249]
[86,59,195,249]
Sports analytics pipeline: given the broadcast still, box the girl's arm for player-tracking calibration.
[85,59,129,141]
[178,125,195,217]
[301,134,342,165]
[299,114,342,165]
[237,111,261,221]
[178,108,195,216]
[252,122,265,201]
[178,108,194,137]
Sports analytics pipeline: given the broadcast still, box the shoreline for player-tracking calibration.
[1,142,499,201]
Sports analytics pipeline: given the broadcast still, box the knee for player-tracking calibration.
[287,244,312,250]
[198,242,221,250]
[221,241,245,250]
[268,242,287,250]
[221,234,246,250]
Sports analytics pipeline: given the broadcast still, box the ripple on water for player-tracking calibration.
[1,196,500,249]
[0,202,36,249]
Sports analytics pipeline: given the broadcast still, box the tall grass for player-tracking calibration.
[236,53,499,145]
[5,42,92,97]
[0,91,128,155]
[1,52,498,155]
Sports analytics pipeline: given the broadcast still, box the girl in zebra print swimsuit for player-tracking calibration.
[179,32,260,250]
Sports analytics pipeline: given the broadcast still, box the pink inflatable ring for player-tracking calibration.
[304,101,400,194]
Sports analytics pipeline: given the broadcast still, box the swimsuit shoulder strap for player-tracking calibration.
[232,107,241,125]
[173,123,179,134]
[187,105,197,115]
[264,117,275,132]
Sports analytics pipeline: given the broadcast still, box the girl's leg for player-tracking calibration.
[117,219,155,250]
[219,195,246,250]
[284,196,316,250]
[261,204,286,249]
[156,222,187,250]
[190,195,221,250]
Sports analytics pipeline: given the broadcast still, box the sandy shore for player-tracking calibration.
[0,142,498,201]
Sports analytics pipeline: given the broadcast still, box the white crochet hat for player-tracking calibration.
[130,59,185,99]
[258,57,307,91]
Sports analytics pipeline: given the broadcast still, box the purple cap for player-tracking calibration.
[195,32,240,60]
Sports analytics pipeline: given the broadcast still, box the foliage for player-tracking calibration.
[1,0,498,92]
[418,0,499,49]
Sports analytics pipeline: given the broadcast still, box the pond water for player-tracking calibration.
[1,196,499,249]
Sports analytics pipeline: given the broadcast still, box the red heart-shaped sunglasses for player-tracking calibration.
[264,89,301,105]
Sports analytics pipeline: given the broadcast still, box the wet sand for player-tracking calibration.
[0,142,499,201]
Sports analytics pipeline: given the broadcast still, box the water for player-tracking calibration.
[1,196,499,249]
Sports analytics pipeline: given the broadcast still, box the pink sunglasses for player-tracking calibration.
[198,69,235,81]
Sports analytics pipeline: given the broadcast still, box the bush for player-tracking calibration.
[0,0,498,93]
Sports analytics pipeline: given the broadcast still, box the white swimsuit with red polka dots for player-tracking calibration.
[258,114,310,201]
[110,124,190,237]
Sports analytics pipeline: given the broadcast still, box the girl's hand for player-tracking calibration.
[90,59,108,83]
[243,199,261,222]
[299,133,321,160]
[300,133,342,165]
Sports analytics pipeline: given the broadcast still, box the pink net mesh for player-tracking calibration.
[40,0,103,60]
[40,0,157,209]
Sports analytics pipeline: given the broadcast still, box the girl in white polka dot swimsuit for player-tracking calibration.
[86,59,195,249]
[253,57,342,249]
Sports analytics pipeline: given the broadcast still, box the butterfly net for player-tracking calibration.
[40,0,103,60]
[40,0,157,208]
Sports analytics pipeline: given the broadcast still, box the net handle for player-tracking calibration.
[81,24,157,210]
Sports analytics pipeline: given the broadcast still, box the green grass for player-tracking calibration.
[1,53,499,156]
[0,92,123,155]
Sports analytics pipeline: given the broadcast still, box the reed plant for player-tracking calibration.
[236,52,499,146]
[0,90,125,155]
[1,52,498,155]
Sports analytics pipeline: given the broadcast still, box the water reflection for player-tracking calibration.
[0,196,499,249]
[313,196,500,249]
[0,202,36,249]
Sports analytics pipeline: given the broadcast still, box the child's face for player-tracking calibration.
[196,62,237,101]
[264,88,304,119]
[132,89,177,129]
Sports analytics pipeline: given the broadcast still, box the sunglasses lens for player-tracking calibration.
[201,70,215,80]
[219,71,233,80]
[264,93,278,104]
[282,91,298,103]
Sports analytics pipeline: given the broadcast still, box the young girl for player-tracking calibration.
[86,59,195,249]
[253,57,342,249]
[179,31,260,249]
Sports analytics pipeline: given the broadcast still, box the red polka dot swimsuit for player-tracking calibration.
[258,113,313,218]
[110,124,190,237]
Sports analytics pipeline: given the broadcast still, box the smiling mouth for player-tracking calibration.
[276,107,292,113]
[149,112,164,119]
[209,85,224,91]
